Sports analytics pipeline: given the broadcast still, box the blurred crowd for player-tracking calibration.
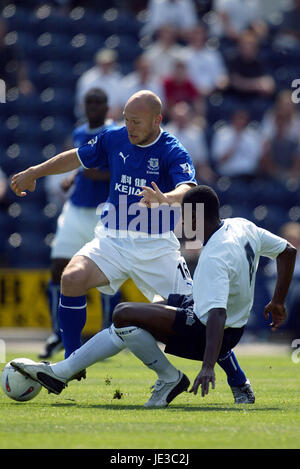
[1,0,300,337]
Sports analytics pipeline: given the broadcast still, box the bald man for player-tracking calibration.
[11,90,197,367]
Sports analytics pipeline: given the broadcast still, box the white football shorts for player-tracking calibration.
[75,224,193,302]
[51,201,100,259]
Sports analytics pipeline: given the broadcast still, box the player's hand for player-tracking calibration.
[189,366,215,397]
[10,169,36,197]
[138,182,168,207]
[263,301,287,331]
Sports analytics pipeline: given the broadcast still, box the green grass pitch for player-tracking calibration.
[0,349,299,449]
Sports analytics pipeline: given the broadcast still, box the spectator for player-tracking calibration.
[119,54,164,107]
[141,0,198,38]
[275,0,300,49]
[185,24,229,96]
[143,24,185,81]
[261,89,300,144]
[210,0,268,41]
[260,109,300,182]
[0,19,33,95]
[162,57,204,118]
[211,109,263,179]
[227,30,275,99]
[75,48,123,120]
[165,101,215,183]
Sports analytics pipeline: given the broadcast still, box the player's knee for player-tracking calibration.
[112,302,134,327]
[61,265,87,295]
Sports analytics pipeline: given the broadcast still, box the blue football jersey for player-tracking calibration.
[77,126,197,233]
[70,122,116,208]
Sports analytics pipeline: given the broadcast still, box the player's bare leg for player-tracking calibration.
[112,301,177,344]
[61,254,110,296]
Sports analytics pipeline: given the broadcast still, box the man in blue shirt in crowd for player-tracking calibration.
[39,88,121,359]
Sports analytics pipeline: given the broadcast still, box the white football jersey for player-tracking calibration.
[193,217,287,328]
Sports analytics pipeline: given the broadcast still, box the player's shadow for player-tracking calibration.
[169,404,281,412]
[48,402,281,412]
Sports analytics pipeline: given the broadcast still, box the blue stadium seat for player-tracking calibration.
[252,205,289,235]
[38,115,74,145]
[31,13,73,36]
[4,6,35,32]
[5,232,51,268]
[30,60,78,91]
[68,34,106,63]
[248,178,291,208]
[39,88,75,119]
[70,11,110,36]
[116,35,143,62]
[102,11,142,38]
[29,33,75,62]
[2,143,44,176]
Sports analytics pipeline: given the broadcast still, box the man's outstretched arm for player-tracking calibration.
[264,242,297,330]
[190,307,227,397]
[138,181,195,207]
[10,149,81,197]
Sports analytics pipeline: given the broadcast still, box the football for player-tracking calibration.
[1,358,42,402]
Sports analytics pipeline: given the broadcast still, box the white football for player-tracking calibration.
[1,358,42,402]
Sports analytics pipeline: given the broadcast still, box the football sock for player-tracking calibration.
[114,326,179,383]
[58,294,87,358]
[46,281,61,340]
[51,325,125,380]
[217,350,247,387]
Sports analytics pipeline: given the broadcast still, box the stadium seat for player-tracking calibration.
[249,178,291,208]
[69,10,110,36]
[38,115,74,145]
[31,61,78,92]
[28,32,75,62]
[3,5,35,32]
[101,10,142,38]
[5,231,51,268]
[116,34,143,62]
[252,205,289,235]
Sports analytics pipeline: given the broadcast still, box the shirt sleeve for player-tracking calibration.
[257,227,287,259]
[167,143,198,188]
[76,129,109,170]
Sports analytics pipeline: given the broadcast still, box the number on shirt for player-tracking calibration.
[177,260,191,280]
[244,241,255,285]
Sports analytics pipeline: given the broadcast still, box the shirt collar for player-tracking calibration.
[136,128,163,148]
[203,221,224,246]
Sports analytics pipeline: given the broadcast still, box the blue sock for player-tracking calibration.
[58,294,87,358]
[46,281,61,340]
[217,350,247,387]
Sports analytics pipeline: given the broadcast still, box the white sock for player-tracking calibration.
[51,325,126,380]
[114,326,179,383]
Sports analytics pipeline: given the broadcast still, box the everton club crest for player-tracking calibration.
[147,157,159,174]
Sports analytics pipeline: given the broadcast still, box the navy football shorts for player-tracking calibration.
[164,294,244,361]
